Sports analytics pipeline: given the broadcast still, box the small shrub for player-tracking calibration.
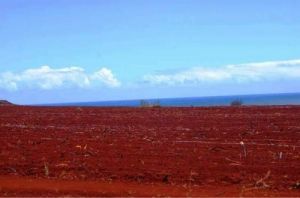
[139,100,161,107]
[230,99,243,106]
[152,100,161,108]
[140,100,150,107]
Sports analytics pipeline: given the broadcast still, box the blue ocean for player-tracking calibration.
[49,93,300,107]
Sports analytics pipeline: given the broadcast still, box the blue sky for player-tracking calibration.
[0,0,300,104]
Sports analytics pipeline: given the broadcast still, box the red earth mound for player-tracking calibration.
[0,106,299,196]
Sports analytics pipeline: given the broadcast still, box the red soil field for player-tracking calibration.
[0,105,300,196]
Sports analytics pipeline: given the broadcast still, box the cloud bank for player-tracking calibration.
[0,66,120,91]
[1,59,300,91]
[143,59,300,85]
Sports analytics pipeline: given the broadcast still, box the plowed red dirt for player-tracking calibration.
[0,106,300,196]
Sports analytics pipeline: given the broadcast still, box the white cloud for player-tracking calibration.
[91,68,121,87]
[0,66,121,91]
[143,59,300,85]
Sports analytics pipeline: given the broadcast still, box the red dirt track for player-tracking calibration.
[0,106,300,196]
